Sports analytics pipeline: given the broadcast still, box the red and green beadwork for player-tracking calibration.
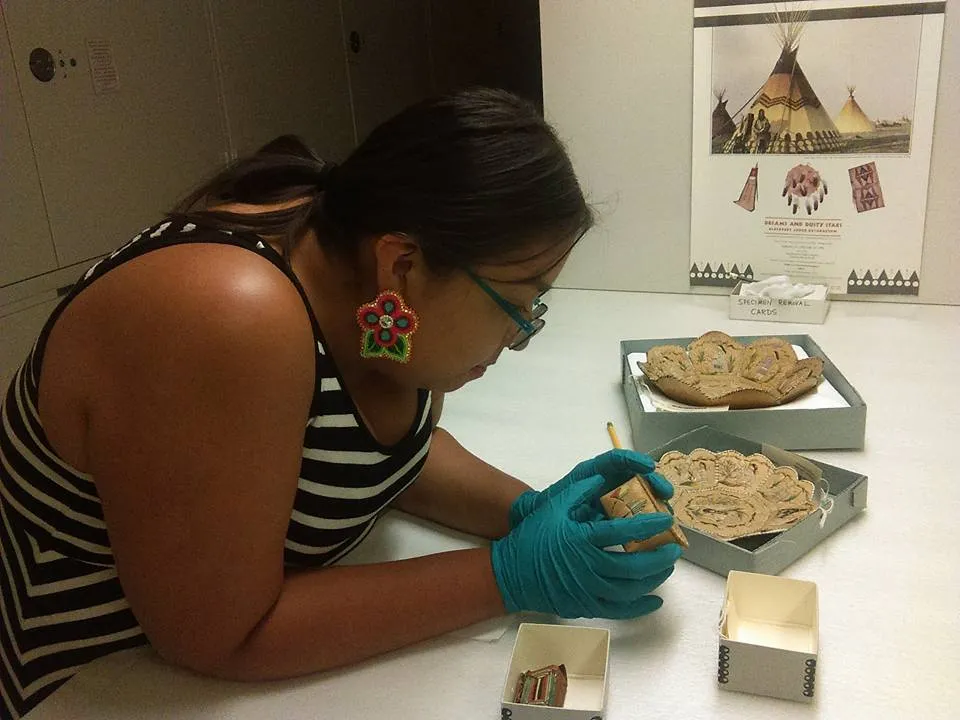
[356,291,420,363]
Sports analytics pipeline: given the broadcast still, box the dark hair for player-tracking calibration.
[173,87,592,271]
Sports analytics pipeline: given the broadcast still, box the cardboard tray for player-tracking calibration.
[648,426,868,576]
[620,334,866,451]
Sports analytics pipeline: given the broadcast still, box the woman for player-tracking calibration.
[0,88,681,719]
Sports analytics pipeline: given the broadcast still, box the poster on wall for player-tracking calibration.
[689,0,945,296]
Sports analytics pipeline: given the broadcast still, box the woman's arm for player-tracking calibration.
[392,425,532,539]
[223,548,502,680]
[62,244,505,681]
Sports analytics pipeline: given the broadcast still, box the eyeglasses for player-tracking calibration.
[464,269,548,351]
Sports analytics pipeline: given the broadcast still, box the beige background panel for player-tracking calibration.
[920,0,960,306]
[541,0,960,305]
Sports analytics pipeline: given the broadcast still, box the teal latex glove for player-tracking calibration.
[492,474,683,619]
[509,449,674,529]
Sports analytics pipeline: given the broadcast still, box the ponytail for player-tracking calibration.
[172,88,592,271]
[171,134,337,258]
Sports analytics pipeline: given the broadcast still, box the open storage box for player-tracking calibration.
[649,426,867,576]
[729,280,830,324]
[621,334,866,451]
[719,571,819,703]
[501,624,610,720]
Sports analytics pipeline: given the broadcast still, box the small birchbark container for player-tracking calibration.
[600,477,689,551]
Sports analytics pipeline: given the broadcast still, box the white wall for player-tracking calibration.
[541,0,960,305]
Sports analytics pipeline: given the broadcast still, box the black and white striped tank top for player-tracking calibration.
[0,218,433,719]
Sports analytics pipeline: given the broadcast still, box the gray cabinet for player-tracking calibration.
[0,293,60,387]
[342,0,433,143]
[210,0,355,160]
[0,6,58,287]
[3,0,227,268]
[429,0,542,108]
[0,0,541,300]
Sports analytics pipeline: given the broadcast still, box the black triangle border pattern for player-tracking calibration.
[847,269,919,296]
[689,262,754,287]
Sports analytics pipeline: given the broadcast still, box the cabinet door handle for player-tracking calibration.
[349,30,362,54]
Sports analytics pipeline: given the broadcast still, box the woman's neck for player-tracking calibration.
[286,231,383,384]
[287,231,418,445]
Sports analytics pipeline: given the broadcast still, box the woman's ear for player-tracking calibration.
[373,233,422,291]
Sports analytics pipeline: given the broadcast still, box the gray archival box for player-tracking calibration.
[620,334,867,451]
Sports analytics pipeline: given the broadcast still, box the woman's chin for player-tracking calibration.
[431,365,488,392]
[467,364,488,380]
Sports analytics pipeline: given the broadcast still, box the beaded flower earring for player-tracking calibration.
[356,290,420,363]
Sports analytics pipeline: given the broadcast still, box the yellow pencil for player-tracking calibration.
[605,421,625,451]
[605,422,689,548]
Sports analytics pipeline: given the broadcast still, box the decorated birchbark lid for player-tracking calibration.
[640,331,824,409]
[656,448,819,540]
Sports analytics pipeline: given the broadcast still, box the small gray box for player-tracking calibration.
[620,334,866,451]
[647,426,868,576]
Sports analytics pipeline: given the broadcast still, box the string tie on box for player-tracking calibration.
[815,478,835,529]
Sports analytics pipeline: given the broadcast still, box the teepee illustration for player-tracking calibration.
[723,7,843,154]
[712,88,736,142]
[835,85,875,134]
[734,164,758,212]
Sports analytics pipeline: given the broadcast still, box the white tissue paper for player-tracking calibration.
[739,276,824,300]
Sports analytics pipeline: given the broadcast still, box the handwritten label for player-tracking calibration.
[733,295,822,318]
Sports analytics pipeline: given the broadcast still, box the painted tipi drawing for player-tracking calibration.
[712,88,736,144]
[723,7,843,154]
[834,85,876,134]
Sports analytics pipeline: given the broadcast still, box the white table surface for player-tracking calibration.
[26,290,960,719]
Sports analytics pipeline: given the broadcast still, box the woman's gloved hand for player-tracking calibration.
[492,474,683,619]
[509,449,674,529]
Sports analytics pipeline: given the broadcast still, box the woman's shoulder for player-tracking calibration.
[41,241,316,440]
[39,239,316,471]
[76,240,310,350]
